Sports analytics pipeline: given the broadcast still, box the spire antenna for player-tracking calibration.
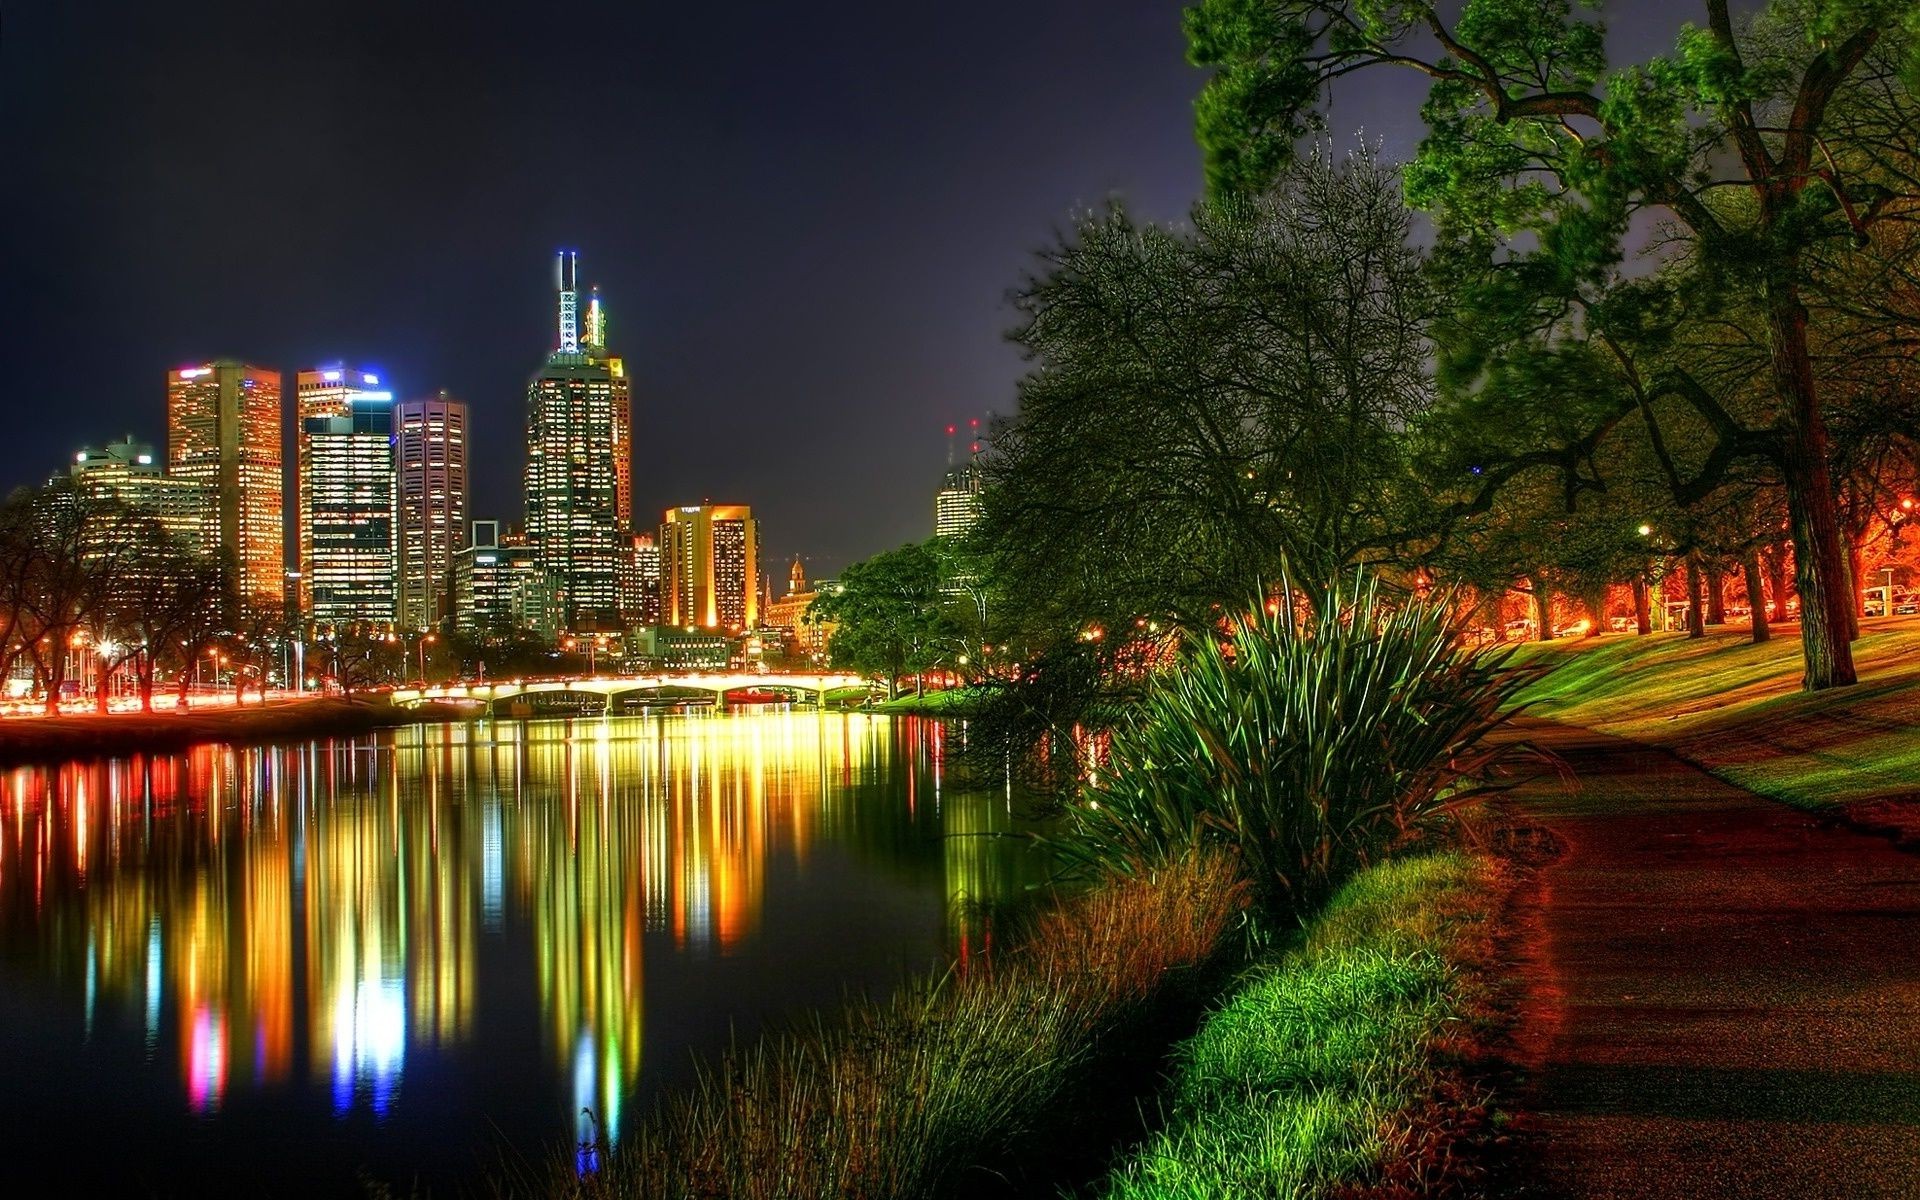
[556,250,580,352]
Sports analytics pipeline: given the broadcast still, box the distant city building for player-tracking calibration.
[302,396,397,627]
[935,461,984,540]
[66,437,209,551]
[629,626,734,671]
[295,365,388,615]
[620,532,663,627]
[660,504,758,631]
[762,557,829,657]
[168,360,284,608]
[524,252,633,632]
[395,392,469,631]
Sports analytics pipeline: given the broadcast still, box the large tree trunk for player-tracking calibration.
[1685,555,1708,639]
[1632,579,1652,635]
[95,663,110,715]
[138,658,155,713]
[1769,293,1857,688]
[42,649,64,716]
[1843,527,1863,639]
[1743,552,1771,645]
[1529,574,1554,641]
[1764,543,1790,620]
[1705,563,1727,625]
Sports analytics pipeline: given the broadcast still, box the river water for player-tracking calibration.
[0,710,1048,1194]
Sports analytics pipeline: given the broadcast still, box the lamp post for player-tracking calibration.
[417,632,436,684]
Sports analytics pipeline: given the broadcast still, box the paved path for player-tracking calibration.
[1500,722,1920,1199]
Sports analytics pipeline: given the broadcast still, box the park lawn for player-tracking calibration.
[873,686,986,714]
[1091,852,1503,1199]
[1510,615,1920,818]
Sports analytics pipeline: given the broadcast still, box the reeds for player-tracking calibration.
[534,851,1246,1200]
[1056,572,1536,920]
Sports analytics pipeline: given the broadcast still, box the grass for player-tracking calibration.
[1088,852,1499,1199]
[528,850,1248,1200]
[1510,615,1920,818]
[873,687,987,715]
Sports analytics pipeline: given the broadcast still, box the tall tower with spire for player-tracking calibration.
[524,251,634,633]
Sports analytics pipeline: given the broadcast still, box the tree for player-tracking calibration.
[982,145,1431,639]
[810,543,958,699]
[1186,0,1920,688]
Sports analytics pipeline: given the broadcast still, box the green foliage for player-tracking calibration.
[1055,572,1535,920]
[810,541,961,695]
[1093,852,1490,1199]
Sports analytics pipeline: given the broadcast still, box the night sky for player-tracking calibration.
[2,0,1695,576]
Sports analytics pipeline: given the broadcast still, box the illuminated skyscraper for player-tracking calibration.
[296,366,388,616]
[620,532,662,626]
[302,396,396,627]
[660,504,758,631]
[395,392,469,631]
[524,252,633,632]
[67,437,210,552]
[168,361,284,608]
[935,463,984,540]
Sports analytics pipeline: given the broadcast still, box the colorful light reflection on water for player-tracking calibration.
[0,711,1047,1194]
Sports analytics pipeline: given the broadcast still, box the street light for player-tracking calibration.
[417,633,436,683]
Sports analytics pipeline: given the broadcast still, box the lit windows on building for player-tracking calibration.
[67,437,209,552]
[395,393,469,631]
[659,504,759,631]
[168,361,284,609]
[302,397,397,627]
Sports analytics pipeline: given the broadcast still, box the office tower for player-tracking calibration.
[295,366,387,614]
[659,504,758,631]
[524,252,633,632]
[455,520,541,638]
[620,532,662,626]
[67,437,210,551]
[169,361,284,608]
[934,462,984,540]
[301,395,397,627]
[395,392,469,631]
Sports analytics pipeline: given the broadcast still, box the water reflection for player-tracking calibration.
[0,711,1047,1192]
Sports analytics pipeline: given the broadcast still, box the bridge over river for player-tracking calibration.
[389,672,871,715]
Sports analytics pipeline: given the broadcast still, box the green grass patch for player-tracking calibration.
[1509,616,1920,813]
[872,687,986,715]
[1089,852,1495,1199]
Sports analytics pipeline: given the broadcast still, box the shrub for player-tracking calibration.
[1055,572,1535,920]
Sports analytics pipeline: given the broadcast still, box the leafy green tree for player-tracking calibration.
[1186,0,1920,688]
[811,542,959,699]
[982,145,1431,640]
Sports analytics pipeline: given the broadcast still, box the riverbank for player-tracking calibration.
[0,696,467,767]
[1511,614,1920,845]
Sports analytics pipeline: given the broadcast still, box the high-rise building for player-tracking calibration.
[302,396,397,627]
[295,366,388,614]
[660,504,758,631]
[935,461,984,541]
[454,520,546,638]
[168,361,284,609]
[620,532,662,626]
[395,392,469,631]
[67,437,210,551]
[524,252,633,633]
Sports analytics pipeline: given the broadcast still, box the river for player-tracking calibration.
[0,710,1049,1194]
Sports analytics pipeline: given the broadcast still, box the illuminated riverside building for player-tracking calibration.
[453,520,547,637]
[395,393,469,631]
[168,360,284,608]
[620,532,663,626]
[302,396,397,627]
[524,252,633,633]
[934,461,984,540]
[67,436,209,551]
[762,557,832,657]
[296,366,387,615]
[660,504,758,630]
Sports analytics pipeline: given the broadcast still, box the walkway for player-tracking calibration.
[1500,722,1920,1199]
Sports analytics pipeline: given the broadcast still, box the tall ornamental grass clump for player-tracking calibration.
[532,851,1246,1200]
[1057,572,1535,920]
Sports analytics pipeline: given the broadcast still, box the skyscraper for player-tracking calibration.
[67,437,209,552]
[620,532,662,626]
[168,361,284,608]
[524,252,634,632]
[296,366,388,615]
[395,392,469,631]
[660,504,758,631]
[935,462,984,540]
[302,396,397,627]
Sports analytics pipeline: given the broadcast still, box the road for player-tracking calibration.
[1499,722,1920,1199]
